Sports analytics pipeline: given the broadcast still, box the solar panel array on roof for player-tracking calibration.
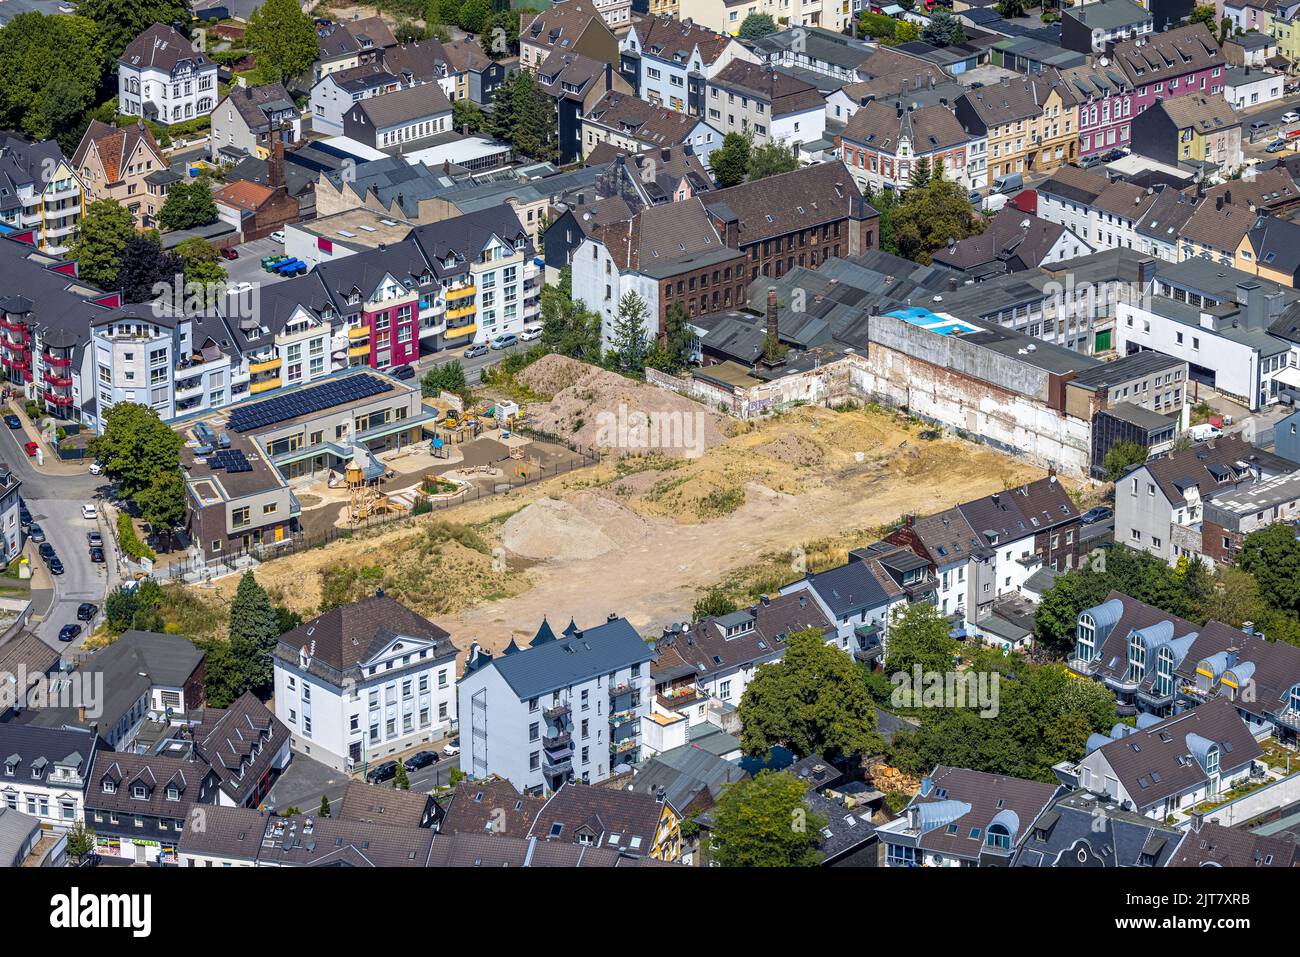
[227,374,394,432]
[209,449,253,473]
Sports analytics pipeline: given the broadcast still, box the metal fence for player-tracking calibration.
[160,429,602,579]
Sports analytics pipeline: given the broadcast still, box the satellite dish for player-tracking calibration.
[1099,56,1109,66]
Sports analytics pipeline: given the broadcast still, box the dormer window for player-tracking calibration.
[103,780,116,794]
[166,786,180,801]
[132,784,147,799]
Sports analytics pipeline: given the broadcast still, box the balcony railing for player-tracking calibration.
[44,354,72,368]
[44,390,74,406]
[543,703,570,721]
[43,370,72,387]
[248,357,281,374]
[249,378,281,394]
[446,303,476,321]
[444,323,476,340]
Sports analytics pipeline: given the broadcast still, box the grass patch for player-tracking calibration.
[696,487,745,519]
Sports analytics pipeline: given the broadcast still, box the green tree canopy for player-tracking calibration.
[645,301,694,373]
[176,236,227,290]
[1238,523,1300,617]
[738,12,778,39]
[1103,440,1149,481]
[709,132,751,188]
[610,290,650,372]
[137,467,188,541]
[228,571,281,695]
[488,70,557,162]
[747,140,801,181]
[923,8,966,46]
[890,176,985,264]
[246,0,318,84]
[0,13,104,143]
[69,199,137,289]
[709,770,825,867]
[421,360,471,401]
[458,0,491,34]
[885,601,959,676]
[693,586,737,621]
[539,284,603,362]
[738,627,883,760]
[452,98,485,134]
[89,402,185,503]
[73,0,187,68]
[159,180,219,232]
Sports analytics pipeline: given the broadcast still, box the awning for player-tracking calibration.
[1271,365,1300,389]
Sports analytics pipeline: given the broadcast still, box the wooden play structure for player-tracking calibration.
[345,454,401,523]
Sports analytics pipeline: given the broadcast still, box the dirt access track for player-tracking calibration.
[226,356,1050,661]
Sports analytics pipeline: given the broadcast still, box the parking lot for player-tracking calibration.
[222,236,294,290]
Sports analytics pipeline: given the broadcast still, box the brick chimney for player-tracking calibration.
[269,137,285,192]
[766,285,778,348]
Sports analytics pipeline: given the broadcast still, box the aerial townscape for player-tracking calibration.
[4,0,1300,914]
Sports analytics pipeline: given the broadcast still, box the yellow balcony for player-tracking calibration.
[446,284,476,301]
[249,357,281,374]
[347,325,370,340]
[348,343,370,358]
[444,324,477,340]
[249,377,281,394]
[447,303,476,320]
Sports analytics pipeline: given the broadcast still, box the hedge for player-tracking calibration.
[117,513,156,562]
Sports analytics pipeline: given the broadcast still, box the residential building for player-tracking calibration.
[676,0,854,36]
[1202,470,1300,565]
[273,594,459,773]
[704,60,825,150]
[0,135,84,256]
[955,72,1080,181]
[0,805,65,867]
[619,15,758,115]
[1167,817,1300,866]
[1223,30,1279,67]
[1110,23,1226,114]
[73,120,167,230]
[778,545,914,658]
[1065,700,1260,820]
[1060,64,1135,158]
[336,778,437,828]
[309,63,405,138]
[84,750,222,865]
[529,782,682,861]
[838,101,976,195]
[437,776,546,838]
[1013,789,1184,866]
[313,17,398,82]
[1060,0,1153,55]
[456,615,655,794]
[1242,214,1300,289]
[931,208,1093,278]
[212,145,300,242]
[1224,0,1279,33]
[1222,65,1284,110]
[0,725,99,832]
[180,691,292,808]
[753,25,882,87]
[877,766,1061,866]
[520,3,620,73]
[1129,93,1242,173]
[649,592,836,725]
[117,23,219,126]
[582,90,722,162]
[342,83,454,150]
[538,52,633,164]
[1113,434,1295,563]
[210,81,301,163]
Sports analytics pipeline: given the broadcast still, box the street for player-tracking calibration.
[0,424,112,652]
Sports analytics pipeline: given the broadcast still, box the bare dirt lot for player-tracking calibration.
[221,357,1050,663]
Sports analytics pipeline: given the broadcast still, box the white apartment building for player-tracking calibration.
[620,15,759,115]
[0,726,97,832]
[118,23,219,126]
[272,594,460,773]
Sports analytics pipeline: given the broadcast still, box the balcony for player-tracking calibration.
[446,303,476,321]
[609,708,639,728]
[543,702,570,722]
[445,284,476,301]
[44,390,74,406]
[249,377,281,394]
[248,357,281,374]
[347,325,370,340]
[444,323,476,340]
[348,343,370,359]
[0,318,28,334]
[44,353,72,368]
[43,370,72,387]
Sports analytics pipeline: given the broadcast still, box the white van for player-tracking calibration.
[520,323,543,341]
[1187,423,1224,442]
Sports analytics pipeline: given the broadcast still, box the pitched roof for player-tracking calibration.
[179,805,435,865]
[703,160,870,246]
[438,778,545,838]
[220,82,297,132]
[85,749,212,817]
[1013,789,1183,867]
[521,2,613,53]
[632,14,735,67]
[336,779,433,828]
[213,178,276,213]
[188,691,289,806]
[708,61,824,117]
[73,120,164,184]
[957,474,1078,547]
[1136,433,1276,504]
[931,207,1067,272]
[274,594,456,682]
[0,724,98,782]
[1112,23,1223,88]
[1246,214,1300,277]
[529,782,664,855]
[842,100,969,155]
[902,766,1060,861]
[482,616,653,700]
[1180,197,1256,253]
[119,23,211,73]
[585,91,709,148]
[353,83,452,129]
[959,70,1079,128]
[592,197,731,271]
[345,15,398,51]
[1154,92,1239,133]
[1168,820,1300,867]
[1038,164,1111,206]
[1199,166,1300,215]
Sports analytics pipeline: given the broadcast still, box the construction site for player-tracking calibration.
[217,355,1059,657]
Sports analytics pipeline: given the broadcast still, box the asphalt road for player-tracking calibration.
[0,426,111,651]
[0,0,68,27]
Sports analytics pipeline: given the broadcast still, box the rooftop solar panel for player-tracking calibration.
[227,374,394,432]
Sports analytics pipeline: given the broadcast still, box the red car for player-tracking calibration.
[23,441,38,456]
[220,246,239,260]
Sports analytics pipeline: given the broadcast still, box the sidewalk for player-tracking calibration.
[5,398,95,477]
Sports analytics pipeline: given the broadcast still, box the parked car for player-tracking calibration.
[490,333,519,350]
[87,531,103,547]
[89,546,105,563]
[463,342,489,359]
[520,323,543,341]
[48,557,64,575]
[76,602,98,621]
[1079,506,1113,524]
[1101,148,1126,162]
[269,230,286,244]
[992,172,1023,194]
[220,246,239,260]
[19,506,31,530]
[58,624,81,642]
[388,364,416,381]
[1080,153,1104,169]
[81,503,97,521]
[441,741,461,757]
[23,441,38,456]
[4,414,20,429]
[88,462,102,475]
[1251,119,1272,132]
[1284,111,1300,124]
[28,523,44,543]
[967,190,981,206]
[1267,140,1289,153]
[366,761,399,783]
[404,751,439,771]
[37,542,54,560]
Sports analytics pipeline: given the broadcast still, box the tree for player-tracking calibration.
[709,132,752,188]
[458,0,491,34]
[709,771,825,867]
[89,402,185,503]
[1103,440,1149,480]
[1239,523,1300,616]
[68,200,136,289]
[864,184,901,256]
[887,20,921,45]
[645,302,693,373]
[923,8,965,46]
[452,98,485,135]
[738,627,883,760]
[66,821,96,863]
[137,468,187,545]
[909,155,932,190]
[890,177,985,264]
[1218,16,1232,45]
[176,236,227,291]
[115,234,183,304]
[228,571,281,695]
[488,70,557,162]
[484,9,520,55]
[1189,4,1216,24]
[246,0,318,84]
[996,0,1027,17]
[318,794,332,818]
[858,11,899,41]
[693,586,736,621]
[885,601,960,676]
[747,140,800,181]
[610,290,650,372]
[195,637,243,708]
[159,180,219,232]
[421,360,471,401]
[539,284,603,362]
[394,761,411,790]
[0,13,104,143]
[73,0,187,69]
[738,12,778,39]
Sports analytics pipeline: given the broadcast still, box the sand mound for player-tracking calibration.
[522,357,729,457]
[501,490,653,561]
[757,432,824,467]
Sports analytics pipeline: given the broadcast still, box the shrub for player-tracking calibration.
[117,512,156,562]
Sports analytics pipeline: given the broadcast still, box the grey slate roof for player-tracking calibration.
[485,617,652,700]
[1013,789,1183,867]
